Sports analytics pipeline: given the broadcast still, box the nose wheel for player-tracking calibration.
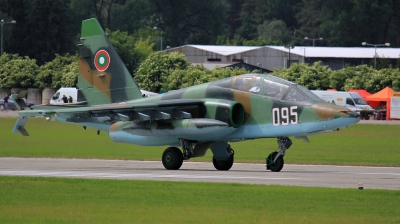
[266,151,284,172]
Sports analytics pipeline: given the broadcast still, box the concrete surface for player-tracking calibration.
[1,158,399,190]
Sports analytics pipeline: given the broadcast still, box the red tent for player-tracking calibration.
[349,89,371,99]
[366,87,394,119]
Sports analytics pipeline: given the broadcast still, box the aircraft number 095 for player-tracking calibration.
[272,106,298,127]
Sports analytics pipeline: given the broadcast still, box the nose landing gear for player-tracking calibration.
[266,137,292,172]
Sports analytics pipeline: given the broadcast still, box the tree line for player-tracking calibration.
[2,50,400,94]
[1,0,400,94]
[1,0,400,66]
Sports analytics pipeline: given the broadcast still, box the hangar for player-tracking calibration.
[164,45,400,71]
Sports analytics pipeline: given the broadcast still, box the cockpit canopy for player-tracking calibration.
[230,74,325,103]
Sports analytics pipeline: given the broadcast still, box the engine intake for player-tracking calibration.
[204,100,244,128]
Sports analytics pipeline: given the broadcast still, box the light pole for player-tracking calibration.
[153,27,163,51]
[285,45,295,68]
[304,37,323,47]
[361,42,390,69]
[1,19,17,56]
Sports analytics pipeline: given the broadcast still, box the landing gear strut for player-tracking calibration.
[266,137,292,172]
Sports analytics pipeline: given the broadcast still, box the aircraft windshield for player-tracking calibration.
[248,78,261,94]
[262,75,325,103]
[296,85,326,103]
[263,80,289,99]
[230,74,327,103]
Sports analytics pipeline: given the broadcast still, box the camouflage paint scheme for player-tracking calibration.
[12,18,360,172]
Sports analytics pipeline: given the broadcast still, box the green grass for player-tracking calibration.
[0,176,399,224]
[1,117,400,166]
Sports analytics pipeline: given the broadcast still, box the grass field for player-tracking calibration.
[1,117,400,166]
[1,118,400,223]
[1,176,399,224]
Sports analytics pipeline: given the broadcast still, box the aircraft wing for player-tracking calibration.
[13,99,210,136]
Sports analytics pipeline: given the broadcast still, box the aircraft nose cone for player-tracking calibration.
[349,111,361,123]
[313,103,361,123]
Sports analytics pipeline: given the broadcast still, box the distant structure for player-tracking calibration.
[164,45,400,71]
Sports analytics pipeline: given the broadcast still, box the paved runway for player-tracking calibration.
[0,157,399,190]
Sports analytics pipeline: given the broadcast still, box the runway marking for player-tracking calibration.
[337,172,400,176]
[0,170,302,181]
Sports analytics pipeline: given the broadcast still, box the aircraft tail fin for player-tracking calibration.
[77,18,143,106]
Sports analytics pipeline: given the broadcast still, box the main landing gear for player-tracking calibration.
[162,147,183,170]
[266,137,292,172]
[161,139,235,171]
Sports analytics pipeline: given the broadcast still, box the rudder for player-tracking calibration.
[77,18,143,106]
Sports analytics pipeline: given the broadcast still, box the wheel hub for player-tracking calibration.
[165,153,173,164]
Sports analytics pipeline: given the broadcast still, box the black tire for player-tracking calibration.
[212,156,234,171]
[266,151,284,172]
[162,147,183,170]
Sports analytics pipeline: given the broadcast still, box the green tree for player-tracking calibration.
[367,55,393,70]
[0,53,38,88]
[236,0,300,40]
[216,35,245,46]
[329,66,358,91]
[273,62,331,90]
[258,20,292,45]
[70,0,127,29]
[135,52,190,92]
[225,0,245,39]
[106,29,154,74]
[60,62,79,87]
[364,68,399,93]
[295,0,323,45]
[2,0,77,65]
[134,37,155,63]
[36,54,78,89]
[164,66,248,91]
[343,65,376,91]
[110,0,154,33]
[151,0,229,47]
[396,57,400,69]
[319,0,396,47]
[243,38,282,46]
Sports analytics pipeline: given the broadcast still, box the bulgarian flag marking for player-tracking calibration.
[94,50,110,71]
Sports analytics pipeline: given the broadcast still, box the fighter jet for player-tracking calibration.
[11,18,360,172]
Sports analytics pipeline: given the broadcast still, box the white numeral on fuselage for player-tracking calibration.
[272,106,298,127]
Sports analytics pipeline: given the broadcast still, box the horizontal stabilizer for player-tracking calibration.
[13,117,29,136]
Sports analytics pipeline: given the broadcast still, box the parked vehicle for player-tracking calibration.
[50,87,78,104]
[0,98,34,111]
[311,90,373,119]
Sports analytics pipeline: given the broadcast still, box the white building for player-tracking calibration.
[164,45,400,71]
